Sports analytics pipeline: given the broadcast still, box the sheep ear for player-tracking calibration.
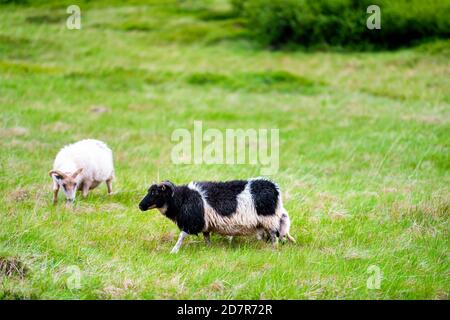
[161,181,175,196]
[49,170,65,180]
[72,168,83,178]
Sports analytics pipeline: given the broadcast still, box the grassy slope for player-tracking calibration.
[0,1,449,299]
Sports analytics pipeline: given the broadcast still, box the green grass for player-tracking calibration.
[0,0,449,299]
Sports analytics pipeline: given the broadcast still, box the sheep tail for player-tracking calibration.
[279,210,296,243]
[286,233,296,243]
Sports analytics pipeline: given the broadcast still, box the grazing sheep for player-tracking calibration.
[138,178,295,253]
[49,139,114,204]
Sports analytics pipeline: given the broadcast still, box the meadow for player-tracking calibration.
[0,0,449,299]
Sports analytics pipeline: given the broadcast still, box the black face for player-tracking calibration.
[139,183,173,211]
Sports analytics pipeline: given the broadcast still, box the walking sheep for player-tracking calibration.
[138,178,295,253]
[49,139,114,204]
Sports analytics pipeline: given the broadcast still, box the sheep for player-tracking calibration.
[138,178,295,253]
[49,139,114,204]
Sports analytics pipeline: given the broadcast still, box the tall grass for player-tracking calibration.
[0,0,448,299]
[233,0,450,48]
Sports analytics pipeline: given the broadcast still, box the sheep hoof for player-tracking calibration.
[64,202,74,209]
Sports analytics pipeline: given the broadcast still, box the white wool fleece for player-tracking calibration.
[53,139,114,183]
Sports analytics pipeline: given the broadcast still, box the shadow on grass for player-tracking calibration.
[0,35,45,60]
[186,70,324,94]
[25,13,66,24]
[64,67,325,94]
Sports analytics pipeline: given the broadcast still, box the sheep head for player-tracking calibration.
[49,168,83,202]
[139,180,175,212]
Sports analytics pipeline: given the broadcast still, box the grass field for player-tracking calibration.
[0,0,449,299]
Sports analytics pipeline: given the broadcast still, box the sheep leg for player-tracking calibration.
[106,178,113,195]
[257,229,271,242]
[82,181,92,198]
[203,232,211,246]
[256,229,263,241]
[268,230,279,246]
[171,231,188,254]
[256,228,268,241]
[52,183,60,205]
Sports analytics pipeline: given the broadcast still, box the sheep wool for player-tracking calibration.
[139,178,295,253]
[50,139,114,203]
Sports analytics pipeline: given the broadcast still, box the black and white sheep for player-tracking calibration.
[138,178,295,253]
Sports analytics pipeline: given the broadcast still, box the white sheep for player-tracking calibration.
[49,139,114,203]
